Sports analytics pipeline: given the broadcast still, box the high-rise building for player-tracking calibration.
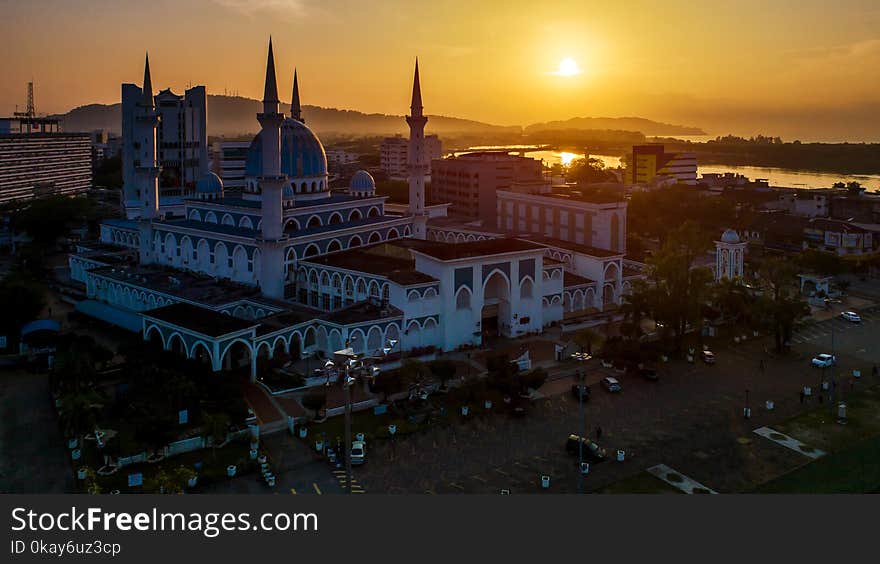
[624,144,697,186]
[430,151,545,225]
[0,116,91,204]
[381,133,440,179]
[212,141,250,191]
[121,64,207,218]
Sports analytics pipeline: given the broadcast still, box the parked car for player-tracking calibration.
[811,354,837,368]
[565,434,607,462]
[639,368,659,382]
[841,311,861,323]
[350,440,366,465]
[701,350,716,364]
[601,377,622,392]
[570,383,591,401]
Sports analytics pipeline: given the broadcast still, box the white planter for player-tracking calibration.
[579,463,590,475]
[187,476,198,488]
[821,381,830,391]
[734,337,740,344]
[853,369,861,379]
[484,400,492,410]
[388,424,397,436]
[753,331,759,337]
[267,476,276,487]
[77,468,88,480]
[315,441,324,452]
[541,475,551,488]
[258,455,267,464]
[71,449,81,461]
[110,489,120,495]
[355,432,365,442]
[804,386,812,396]
[743,407,751,419]
[298,427,308,438]
[687,355,694,363]
[226,465,237,477]
[461,406,469,416]
[249,449,258,460]
[68,438,78,449]
[661,355,669,363]
[616,450,625,462]
[765,400,774,410]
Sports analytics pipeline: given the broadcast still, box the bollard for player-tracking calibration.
[766,400,774,410]
[616,449,625,462]
[743,407,751,419]
[541,475,551,489]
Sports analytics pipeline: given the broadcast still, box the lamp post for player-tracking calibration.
[571,352,592,493]
[344,357,357,494]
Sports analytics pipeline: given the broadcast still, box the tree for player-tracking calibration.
[202,412,231,460]
[711,277,752,324]
[754,257,810,352]
[301,390,328,419]
[635,222,714,355]
[572,327,603,355]
[0,272,46,345]
[428,359,457,389]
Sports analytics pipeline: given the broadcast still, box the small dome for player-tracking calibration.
[721,228,740,243]
[350,170,376,192]
[195,172,223,194]
[245,118,328,180]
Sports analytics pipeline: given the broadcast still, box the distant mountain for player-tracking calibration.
[55,94,521,138]
[524,116,705,137]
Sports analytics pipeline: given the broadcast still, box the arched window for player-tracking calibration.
[520,278,534,300]
[306,215,322,229]
[328,212,343,225]
[455,287,471,310]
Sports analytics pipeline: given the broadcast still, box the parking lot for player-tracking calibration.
[340,316,880,494]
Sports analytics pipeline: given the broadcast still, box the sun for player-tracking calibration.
[552,57,582,77]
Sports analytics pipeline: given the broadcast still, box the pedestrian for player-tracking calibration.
[799,390,805,404]
[595,425,603,440]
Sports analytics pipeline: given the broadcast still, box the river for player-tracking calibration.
[459,146,880,191]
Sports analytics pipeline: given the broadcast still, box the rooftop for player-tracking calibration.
[89,265,262,305]
[301,244,437,286]
[564,271,595,287]
[143,303,257,337]
[411,238,544,261]
[322,301,404,326]
[522,236,624,258]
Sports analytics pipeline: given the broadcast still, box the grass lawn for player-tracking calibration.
[596,471,683,494]
[776,386,880,453]
[752,436,880,493]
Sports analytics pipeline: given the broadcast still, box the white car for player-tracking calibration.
[350,440,366,465]
[841,311,861,323]
[811,354,836,368]
[601,377,622,393]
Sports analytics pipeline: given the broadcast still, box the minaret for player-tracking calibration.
[291,69,303,123]
[406,58,428,239]
[256,38,287,300]
[136,53,160,221]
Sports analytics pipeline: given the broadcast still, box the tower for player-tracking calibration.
[256,38,287,300]
[291,68,303,123]
[406,59,428,239]
[136,54,161,221]
[715,228,746,281]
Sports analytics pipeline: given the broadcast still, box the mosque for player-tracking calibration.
[69,40,645,381]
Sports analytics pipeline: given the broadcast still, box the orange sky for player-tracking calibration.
[3,0,880,140]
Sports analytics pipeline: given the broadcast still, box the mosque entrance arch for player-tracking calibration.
[481,270,511,339]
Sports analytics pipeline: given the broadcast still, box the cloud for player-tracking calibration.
[209,0,307,20]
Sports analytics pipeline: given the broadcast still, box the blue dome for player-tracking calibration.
[245,118,328,179]
[350,170,376,191]
[195,171,223,194]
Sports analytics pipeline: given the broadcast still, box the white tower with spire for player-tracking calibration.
[715,228,747,281]
[135,54,160,221]
[406,59,429,239]
[256,38,287,300]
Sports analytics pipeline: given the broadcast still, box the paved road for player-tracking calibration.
[791,306,880,365]
[0,369,74,493]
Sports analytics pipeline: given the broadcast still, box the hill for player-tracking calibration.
[55,94,521,138]
[524,116,704,137]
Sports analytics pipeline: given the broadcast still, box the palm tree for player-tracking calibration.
[573,328,603,355]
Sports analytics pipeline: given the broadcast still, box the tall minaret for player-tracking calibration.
[406,58,428,239]
[256,38,287,300]
[291,68,303,123]
[136,53,160,221]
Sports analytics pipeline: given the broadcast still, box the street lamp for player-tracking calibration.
[571,352,592,493]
